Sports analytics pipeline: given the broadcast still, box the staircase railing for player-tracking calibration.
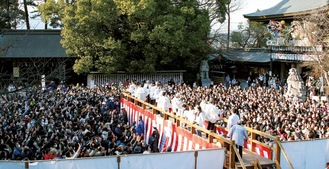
[275,137,294,169]
[122,92,247,169]
[232,145,247,169]
[252,159,262,169]
[216,120,294,169]
[121,92,295,169]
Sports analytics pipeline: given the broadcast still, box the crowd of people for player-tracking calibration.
[128,77,329,143]
[0,83,159,161]
[0,75,328,161]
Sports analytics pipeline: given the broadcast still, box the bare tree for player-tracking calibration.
[225,0,243,50]
[200,0,243,51]
[198,0,228,25]
[198,0,229,52]
[23,0,30,29]
[0,57,72,94]
[297,9,329,86]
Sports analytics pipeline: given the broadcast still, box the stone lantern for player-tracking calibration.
[200,60,211,87]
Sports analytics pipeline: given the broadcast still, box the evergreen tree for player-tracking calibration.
[59,0,211,74]
[0,0,25,29]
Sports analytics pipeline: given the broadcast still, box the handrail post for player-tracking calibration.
[25,161,29,169]
[176,118,180,127]
[275,159,281,169]
[191,123,197,134]
[134,98,138,106]
[152,109,157,116]
[275,137,281,164]
[208,132,213,143]
[163,113,168,120]
[191,125,196,135]
[194,151,198,169]
[230,140,236,169]
[117,156,121,169]
[252,160,256,169]
[250,130,256,152]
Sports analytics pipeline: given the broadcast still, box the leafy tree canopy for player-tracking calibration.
[230,21,269,49]
[38,0,76,28]
[59,0,211,74]
[0,0,25,29]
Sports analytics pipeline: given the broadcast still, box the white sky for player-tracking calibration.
[232,0,282,23]
[24,0,283,30]
[217,0,282,32]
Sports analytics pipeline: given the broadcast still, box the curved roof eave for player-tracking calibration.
[244,6,329,22]
[244,0,329,21]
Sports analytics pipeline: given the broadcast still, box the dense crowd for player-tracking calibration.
[129,78,329,143]
[0,83,159,161]
[0,76,328,161]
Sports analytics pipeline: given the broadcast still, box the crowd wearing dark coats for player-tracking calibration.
[0,83,153,161]
[1,80,329,161]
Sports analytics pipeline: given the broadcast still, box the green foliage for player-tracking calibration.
[0,0,25,29]
[59,0,211,74]
[230,21,269,48]
[213,0,229,23]
[38,0,76,28]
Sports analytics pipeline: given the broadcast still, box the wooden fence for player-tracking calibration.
[121,92,294,169]
[87,70,185,88]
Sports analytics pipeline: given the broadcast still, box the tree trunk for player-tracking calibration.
[227,13,230,50]
[45,0,47,29]
[23,0,30,29]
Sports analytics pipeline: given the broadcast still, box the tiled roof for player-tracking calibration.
[221,51,271,63]
[0,30,69,58]
[244,0,329,20]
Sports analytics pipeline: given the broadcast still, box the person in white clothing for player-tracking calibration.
[149,82,157,104]
[204,98,220,135]
[194,106,205,137]
[157,92,172,112]
[199,99,207,112]
[227,109,240,130]
[180,104,189,128]
[134,82,147,101]
[143,80,151,102]
[171,93,182,114]
[153,82,162,106]
[185,104,196,123]
[127,80,136,96]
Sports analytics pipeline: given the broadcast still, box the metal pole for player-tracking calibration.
[194,151,198,169]
[117,156,121,169]
[25,161,29,169]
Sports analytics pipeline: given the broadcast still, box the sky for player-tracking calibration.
[218,0,283,32]
[24,0,283,30]
[231,0,282,23]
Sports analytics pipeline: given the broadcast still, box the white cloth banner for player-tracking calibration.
[280,139,329,169]
[0,149,225,169]
[198,149,225,169]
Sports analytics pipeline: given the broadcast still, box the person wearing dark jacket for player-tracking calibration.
[148,130,159,153]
